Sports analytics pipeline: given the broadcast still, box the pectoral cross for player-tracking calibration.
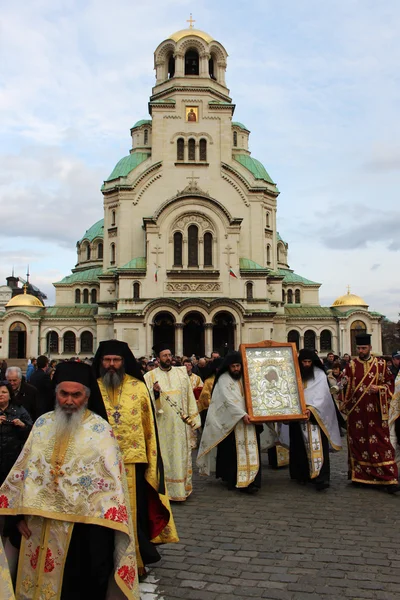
[187,13,196,28]
[50,461,65,487]
[223,244,234,268]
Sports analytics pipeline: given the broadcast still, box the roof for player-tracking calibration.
[132,119,151,128]
[55,267,104,285]
[233,154,274,184]
[105,152,151,182]
[119,257,146,270]
[239,258,265,271]
[168,28,214,43]
[44,306,98,318]
[79,219,104,243]
[332,291,368,307]
[232,121,249,131]
[278,269,320,286]
[285,306,337,318]
[6,289,44,308]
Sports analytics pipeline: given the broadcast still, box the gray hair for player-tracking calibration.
[6,367,22,380]
[55,383,91,398]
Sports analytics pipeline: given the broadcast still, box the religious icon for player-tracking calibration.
[186,107,198,122]
[240,340,307,422]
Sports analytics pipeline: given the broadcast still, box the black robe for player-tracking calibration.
[289,416,330,486]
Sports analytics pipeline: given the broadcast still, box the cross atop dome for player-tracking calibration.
[186,13,196,28]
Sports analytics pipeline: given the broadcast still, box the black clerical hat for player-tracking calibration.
[152,341,172,356]
[355,333,371,345]
[53,361,108,421]
[92,339,144,381]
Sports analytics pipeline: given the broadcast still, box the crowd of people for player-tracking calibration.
[0,332,399,598]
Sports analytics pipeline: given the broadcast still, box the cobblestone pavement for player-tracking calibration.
[144,446,400,600]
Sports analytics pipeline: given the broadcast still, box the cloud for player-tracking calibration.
[371,264,380,271]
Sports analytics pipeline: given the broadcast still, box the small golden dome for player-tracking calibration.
[332,290,368,307]
[168,28,214,44]
[6,286,44,308]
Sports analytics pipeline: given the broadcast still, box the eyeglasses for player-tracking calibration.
[102,357,123,364]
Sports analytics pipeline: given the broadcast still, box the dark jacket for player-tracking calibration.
[13,381,38,422]
[29,369,54,417]
[0,402,32,483]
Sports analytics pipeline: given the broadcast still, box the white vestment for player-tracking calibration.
[144,366,200,501]
[197,372,259,488]
[389,372,400,468]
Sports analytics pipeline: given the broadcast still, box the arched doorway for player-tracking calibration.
[351,320,367,356]
[304,330,316,351]
[9,322,27,359]
[153,312,175,355]
[183,312,205,357]
[287,330,300,350]
[212,312,235,356]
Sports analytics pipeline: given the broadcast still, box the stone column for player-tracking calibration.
[316,334,320,353]
[198,238,204,268]
[204,323,213,356]
[175,323,184,356]
[182,239,188,268]
[300,335,304,349]
[200,53,210,77]
[174,53,184,77]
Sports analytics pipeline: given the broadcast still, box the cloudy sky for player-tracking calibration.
[1,0,399,319]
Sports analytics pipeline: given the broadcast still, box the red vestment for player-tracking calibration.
[342,356,397,485]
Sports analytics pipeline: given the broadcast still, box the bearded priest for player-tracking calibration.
[93,340,178,576]
[0,361,139,600]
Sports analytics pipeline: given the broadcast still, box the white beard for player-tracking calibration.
[54,401,88,438]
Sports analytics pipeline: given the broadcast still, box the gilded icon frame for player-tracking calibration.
[186,106,198,122]
[239,341,307,422]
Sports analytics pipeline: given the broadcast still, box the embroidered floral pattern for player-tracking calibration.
[44,548,55,573]
[92,422,106,433]
[30,547,39,570]
[369,435,378,444]
[0,495,9,508]
[104,504,128,524]
[78,475,93,488]
[117,564,136,587]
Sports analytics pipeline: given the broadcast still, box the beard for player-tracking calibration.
[100,365,125,389]
[54,400,88,438]
[230,371,242,381]
[159,358,172,370]
[300,364,314,382]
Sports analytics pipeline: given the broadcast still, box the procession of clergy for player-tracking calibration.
[0,332,399,599]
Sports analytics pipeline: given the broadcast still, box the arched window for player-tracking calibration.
[83,289,89,304]
[111,210,116,226]
[63,331,76,353]
[144,129,148,145]
[304,330,316,351]
[173,232,183,267]
[282,289,286,303]
[188,138,195,161]
[209,58,215,79]
[233,131,238,147]
[47,331,59,354]
[177,138,184,161]
[287,330,300,350]
[80,331,93,354]
[75,289,81,304]
[133,282,140,299]
[246,282,254,301]
[287,289,293,304]
[168,54,175,78]
[199,138,207,161]
[204,232,213,266]
[267,245,271,265]
[91,289,97,304]
[188,225,198,267]
[86,244,91,260]
[320,330,332,352]
[97,243,103,259]
[185,49,199,75]
[295,289,301,304]
[110,243,116,264]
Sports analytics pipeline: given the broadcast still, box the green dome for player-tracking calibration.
[233,154,274,184]
[56,267,104,285]
[105,152,151,182]
[79,219,104,243]
[132,119,152,129]
[232,121,249,131]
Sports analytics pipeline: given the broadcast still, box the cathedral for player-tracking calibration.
[0,25,384,362]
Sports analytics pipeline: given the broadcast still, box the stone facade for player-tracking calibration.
[0,28,383,360]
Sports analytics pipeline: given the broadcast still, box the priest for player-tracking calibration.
[92,340,178,576]
[289,349,342,491]
[342,333,398,491]
[197,352,264,494]
[0,361,139,600]
[144,342,201,501]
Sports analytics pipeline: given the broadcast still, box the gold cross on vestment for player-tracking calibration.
[187,13,196,28]
[50,461,65,487]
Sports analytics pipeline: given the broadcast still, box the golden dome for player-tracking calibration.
[332,290,368,307]
[6,287,44,308]
[168,28,214,44]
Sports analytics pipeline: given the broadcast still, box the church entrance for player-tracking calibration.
[212,312,235,356]
[8,322,27,359]
[152,312,175,355]
[183,312,205,357]
[351,320,366,356]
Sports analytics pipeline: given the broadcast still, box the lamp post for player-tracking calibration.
[48,329,52,362]
[340,327,344,356]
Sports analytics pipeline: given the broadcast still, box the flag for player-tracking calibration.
[229,267,238,279]
[154,267,159,282]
